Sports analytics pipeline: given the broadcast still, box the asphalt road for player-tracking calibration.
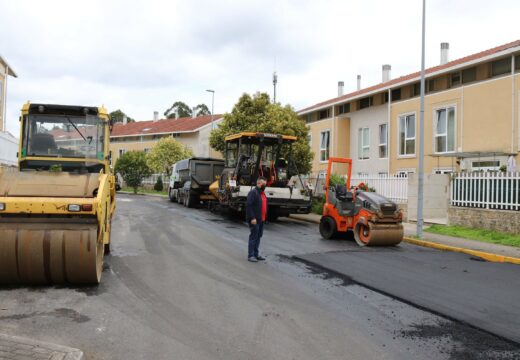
[1,194,519,360]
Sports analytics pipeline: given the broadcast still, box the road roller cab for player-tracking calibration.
[319,157,403,246]
[0,103,116,284]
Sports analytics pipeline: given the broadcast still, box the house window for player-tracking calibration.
[471,160,500,171]
[119,149,126,156]
[358,97,372,109]
[320,130,330,162]
[515,55,520,71]
[434,107,456,153]
[398,114,416,156]
[462,67,476,83]
[307,134,312,146]
[358,128,369,160]
[397,169,415,177]
[450,72,461,87]
[491,58,511,77]
[379,123,388,158]
[391,88,401,101]
[318,109,331,120]
[337,103,350,114]
[434,168,454,174]
[412,83,421,96]
[427,79,435,93]
[144,148,151,153]
[306,114,313,123]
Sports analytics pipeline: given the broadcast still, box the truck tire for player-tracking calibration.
[319,216,337,240]
[168,188,175,202]
[186,194,197,208]
[267,208,279,222]
[177,192,182,204]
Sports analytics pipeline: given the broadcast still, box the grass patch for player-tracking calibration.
[120,186,168,196]
[425,224,520,248]
[311,197,325,215]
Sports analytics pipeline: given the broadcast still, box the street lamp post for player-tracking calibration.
[417,0,426,238]
[206,89,215,157]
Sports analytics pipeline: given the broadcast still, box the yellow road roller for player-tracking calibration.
[0,103,116,284]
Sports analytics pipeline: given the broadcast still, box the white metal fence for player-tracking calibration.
[307,173,408,203]
[451,172,520,210]
[141,173,170,186]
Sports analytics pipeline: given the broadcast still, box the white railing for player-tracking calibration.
[451,172,520,211]
[307,173,408,203]
[141,173,170,185]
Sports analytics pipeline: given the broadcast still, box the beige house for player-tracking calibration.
[110,114,223,166]
[299,40,520,175]
[0,55,18,167]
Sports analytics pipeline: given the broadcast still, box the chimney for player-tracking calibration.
[338,81,344,97]
[382,64,391,82]
[440,42,449,65]
[356,75,361,91]
[122,115,128,125]
[153,111,159,122]
[192,107,197,119]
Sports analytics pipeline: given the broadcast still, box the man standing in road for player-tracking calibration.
[246,176,267,262]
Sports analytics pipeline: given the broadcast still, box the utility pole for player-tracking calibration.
[273,72,278,103]
[417,0,426,238]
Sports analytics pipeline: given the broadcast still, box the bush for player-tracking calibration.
[311,197,325,215]
[154,176,164,192]
[115,151,152,194]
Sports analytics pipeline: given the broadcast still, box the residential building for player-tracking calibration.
[0,55,18,167]
[299,40,520,175]
[110,114,223,166]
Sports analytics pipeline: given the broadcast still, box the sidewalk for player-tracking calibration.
[290,213,520,260]
[0,334,84,360]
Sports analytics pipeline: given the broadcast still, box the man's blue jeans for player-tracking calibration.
[248,221,264,258]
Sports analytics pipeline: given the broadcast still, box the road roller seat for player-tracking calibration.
[328,184,357,216]
[30,133,57,155]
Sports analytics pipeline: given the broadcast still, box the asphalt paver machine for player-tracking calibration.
[209,132,311,220]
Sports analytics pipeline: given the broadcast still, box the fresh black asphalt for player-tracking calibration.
[296,245,520,344]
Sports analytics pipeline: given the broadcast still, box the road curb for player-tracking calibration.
[403,236,520,265]
[289,215,520,265]
[0,333,84,359]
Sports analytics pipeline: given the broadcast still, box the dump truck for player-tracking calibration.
[209,132,312,220]
[319,157,403,246]
[168,157,224,207]
[0,103,116,284]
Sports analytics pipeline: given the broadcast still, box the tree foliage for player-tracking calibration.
[194,104,211,116]
[146,137,193,176]
[164,101,211,118]
[209,92,313,174]
[164,101,192,119]
[110,109,135,123]
[114,151,152,194]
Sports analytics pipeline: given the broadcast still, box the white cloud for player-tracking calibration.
[2,0,520,134]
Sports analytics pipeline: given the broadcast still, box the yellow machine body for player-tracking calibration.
[0,103,116,284]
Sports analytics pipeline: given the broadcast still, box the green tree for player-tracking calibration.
[164,101,192,119]
[146,137,193,176]
[110,109,135,123]
[154,176,164,191]
[114,151,152,194]
[194,104,211,116]
[209,92,313,174]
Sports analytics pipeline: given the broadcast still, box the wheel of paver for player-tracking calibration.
[319,216,337,239]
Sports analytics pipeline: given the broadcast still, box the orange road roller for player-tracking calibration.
[319,157,403,246]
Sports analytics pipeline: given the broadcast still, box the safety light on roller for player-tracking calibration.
[0,203,5,211]
[68,204,81,212]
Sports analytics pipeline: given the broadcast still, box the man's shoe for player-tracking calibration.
[256,256,266,261]
[248,257,258,262]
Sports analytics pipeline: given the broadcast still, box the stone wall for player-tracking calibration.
[448,206,520,234]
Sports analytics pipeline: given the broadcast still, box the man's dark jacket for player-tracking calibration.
[246,186,267,222]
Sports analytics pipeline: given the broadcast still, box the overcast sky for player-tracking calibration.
[1,0,520,134]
